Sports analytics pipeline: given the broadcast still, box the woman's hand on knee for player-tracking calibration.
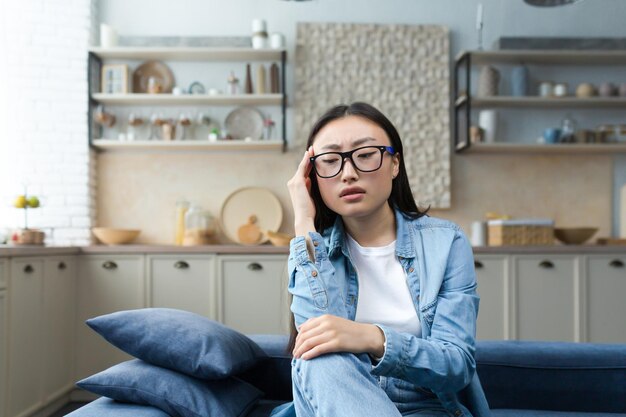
[293,314,385,360]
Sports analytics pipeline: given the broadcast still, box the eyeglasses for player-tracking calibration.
[310,145,395,179]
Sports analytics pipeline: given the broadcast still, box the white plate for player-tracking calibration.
[220,187,283,245]
[224,107,264,140]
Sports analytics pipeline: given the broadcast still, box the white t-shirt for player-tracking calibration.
[346,234,422,337]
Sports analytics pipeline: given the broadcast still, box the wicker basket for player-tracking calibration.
[488,219,554,246]
[15,229,45,246]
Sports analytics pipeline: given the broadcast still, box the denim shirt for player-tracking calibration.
[275,208,491,417]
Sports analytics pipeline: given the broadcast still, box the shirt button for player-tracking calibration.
[311,270,318,277]
[408,267,414,273]
[455,410,462,416]
[313,241,319,247]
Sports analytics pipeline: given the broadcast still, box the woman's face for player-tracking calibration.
[311,115,399,220]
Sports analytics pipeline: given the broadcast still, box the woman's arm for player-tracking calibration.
[371,228,479,393]
[287,147,351,328]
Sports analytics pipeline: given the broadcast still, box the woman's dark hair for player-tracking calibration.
[286,102,429,355]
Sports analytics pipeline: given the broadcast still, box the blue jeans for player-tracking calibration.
[292,352,455,417]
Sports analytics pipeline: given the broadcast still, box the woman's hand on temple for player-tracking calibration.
[287,147,316,236]
[293,314,385,360]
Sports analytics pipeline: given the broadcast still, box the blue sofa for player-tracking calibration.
[68,335,626,417]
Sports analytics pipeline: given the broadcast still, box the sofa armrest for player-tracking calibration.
[476,341,626,413]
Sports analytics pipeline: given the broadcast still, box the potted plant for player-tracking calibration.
[12,191,45,245]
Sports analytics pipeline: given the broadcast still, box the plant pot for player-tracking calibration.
[16,229,45,245]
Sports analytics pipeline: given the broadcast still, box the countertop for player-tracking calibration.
[0,243,624,257]
[0,244,289,257]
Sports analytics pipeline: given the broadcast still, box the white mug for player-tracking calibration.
[478,110,498,143]
[270,33,285,49]
[471,221,487,247]
[100,24,118,48]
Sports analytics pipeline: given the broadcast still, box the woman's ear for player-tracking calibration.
[392,153,400,179]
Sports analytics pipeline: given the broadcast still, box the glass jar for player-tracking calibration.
[174,199,189,245]
[559,114,577,143]
[183,205,218,246]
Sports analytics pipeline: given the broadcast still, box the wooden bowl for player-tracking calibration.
[92,228,140,245]
[554,227,598,245]
[266,231,293,247]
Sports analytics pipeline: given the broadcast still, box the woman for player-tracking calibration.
[274,102,489,417]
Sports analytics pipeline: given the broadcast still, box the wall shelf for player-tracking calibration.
[91,93,284,106]
[91,139,284,152]
[468,97,626,109]
[88,47,285,61]
[458,143,626,154]
[88,46,288,152]
[456,50,626,66]
[453,49,626,153]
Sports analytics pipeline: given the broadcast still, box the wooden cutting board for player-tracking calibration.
[596,237,626,245]
[238,215,263,245]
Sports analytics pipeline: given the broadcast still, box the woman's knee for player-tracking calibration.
[293,352,372,388]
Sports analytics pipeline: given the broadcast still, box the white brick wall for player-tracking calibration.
[0,0,96,246]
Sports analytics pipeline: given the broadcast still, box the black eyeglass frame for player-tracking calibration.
[309,145,396,179]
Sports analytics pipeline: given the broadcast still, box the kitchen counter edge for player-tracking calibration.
[0,244,624,257]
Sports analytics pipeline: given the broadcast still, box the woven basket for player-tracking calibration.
[488,220,554,246]
[16,229,45,246]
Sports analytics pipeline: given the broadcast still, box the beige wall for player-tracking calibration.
[97,149,612,244]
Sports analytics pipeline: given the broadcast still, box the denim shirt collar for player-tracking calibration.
[325,206,416,259]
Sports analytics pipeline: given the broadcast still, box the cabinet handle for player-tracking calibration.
[58,262,66,270]
[539,260,554,269]
[23,264,34,274]
[474,261,484,269]
[609,259,624,268]
[247,262,263,271]
[102,261,118,270]
[174,261,189,269]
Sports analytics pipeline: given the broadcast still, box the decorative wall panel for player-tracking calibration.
[295,23,450,208]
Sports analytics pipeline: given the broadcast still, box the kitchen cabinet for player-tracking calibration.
[474,255,509,340]
[6,256,77,417]
[585,254,626,343]
[0,258,6,289]
[513,255,581,342]
[42,256,76,403]
[87,47,287,152]
[75,255,144,380]
[0,289,7,417]
[217,255,289,335]
[454,50,626,153]
[7,258,44,417]
[147,254,216,319]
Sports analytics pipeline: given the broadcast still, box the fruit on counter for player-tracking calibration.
[14,195,27,208]
[27,196,40,208]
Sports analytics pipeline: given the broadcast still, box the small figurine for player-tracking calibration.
[227,71,240,95]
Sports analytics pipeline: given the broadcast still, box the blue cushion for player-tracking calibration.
[66,397,171,417]
[77,359,263,417]
[87,308,267,379]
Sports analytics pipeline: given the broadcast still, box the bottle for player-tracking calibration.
[174,199,189,245]
[559,114,577,143]
[270,63,280,93]
[256,64,266,94]
[183,204,217,246]
[244,63,253,94]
